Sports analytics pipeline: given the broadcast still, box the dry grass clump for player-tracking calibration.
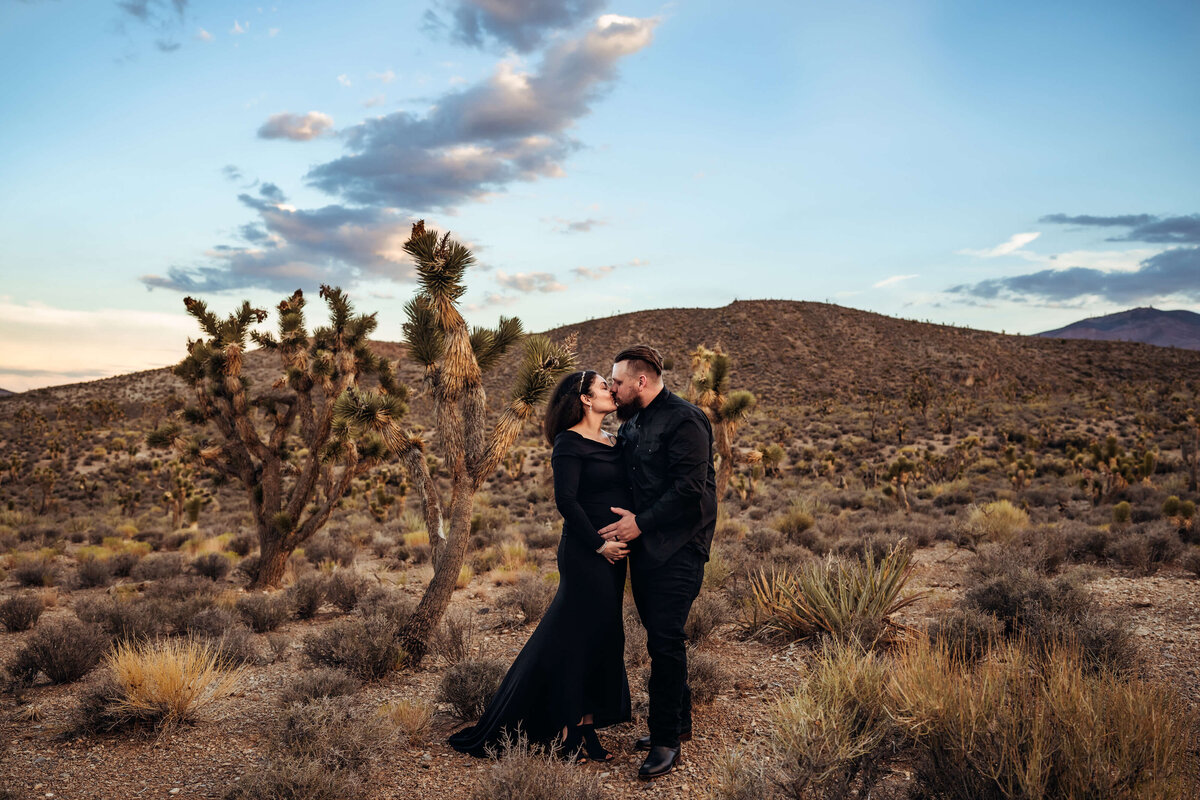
[76,638,243,731]
[438,658,506,719]
[962,499,1030,544]
[302,614,405,680]
[275,697,395,772]
[224,759,363,800]
[0,592,44,632]
[890,638,1190,800]
[279,668,361,705]
[432,609,481,665]
[624,604,648,667]
[503,572,555,625]
[687,648,729,704]
[235,592,290,632]
[748,542,923,647]
[287,573,328,619]
[773,502,817,547]
[9,616,106,685]
[685,591,730,643]
[379,697,436,745]
[470,731,604,800]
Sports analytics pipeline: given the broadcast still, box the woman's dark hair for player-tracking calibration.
[543,370,596,446]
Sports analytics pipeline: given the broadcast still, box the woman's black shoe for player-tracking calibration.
[580,724,613,762]
[638,745,680,779]
[560,724,587,763]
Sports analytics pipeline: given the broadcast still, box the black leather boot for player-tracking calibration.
[634,730,691,751]
[638,745,680,779]
[579,724,612,762]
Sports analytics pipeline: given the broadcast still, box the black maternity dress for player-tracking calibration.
[448,430,632,756]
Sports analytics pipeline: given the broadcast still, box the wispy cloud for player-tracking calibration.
[951,212,1200,304]
[368,70,396,83]
[305,15,656,211]
[231,20,248,35]
[337,73,352,87]
[424,0,607,54]
[551,216,605,234]
[257,111,335,141]
[495,270,566,293]
[113,0,190,53]
[873,274,918,288]
[196,27,213,42]
[957,232,1040,258]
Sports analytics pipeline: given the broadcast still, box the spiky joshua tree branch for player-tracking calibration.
[686,345,760,499]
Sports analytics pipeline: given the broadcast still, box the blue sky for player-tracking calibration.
[2,0,1198,391]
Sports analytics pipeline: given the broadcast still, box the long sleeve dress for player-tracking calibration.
[448,430,632,756]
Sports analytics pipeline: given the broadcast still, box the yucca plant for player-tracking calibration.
[686,344,760,498]
[750,542,924,646]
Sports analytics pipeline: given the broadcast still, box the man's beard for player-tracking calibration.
[615,396,643,422]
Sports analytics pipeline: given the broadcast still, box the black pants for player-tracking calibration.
[630,543,706,748]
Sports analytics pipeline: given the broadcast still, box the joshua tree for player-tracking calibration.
[387,222,574,662]
[686,345,759,498]
[147,284,428,588]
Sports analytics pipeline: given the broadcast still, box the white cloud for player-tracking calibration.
[958,232,1040,258]
[257,111,335,141]
[337,73,352,87]
[231,20,248,35]
[368,70,396,83]
[495,270,566,293]
[363,95,386,108]
[873,274,919,288]
[573,265,615,280]
[268,27,280,37]
[197,28,214,42]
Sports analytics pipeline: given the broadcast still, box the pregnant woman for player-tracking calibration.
[448,369,632,761]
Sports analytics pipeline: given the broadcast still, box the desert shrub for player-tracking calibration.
[75,596,167,642]
[685,591,730,643]
[927,607,1003,664]
[302,614,404,680]
[75,556,114,588]
[108,550,141,578]
[1183,547,1200,578]
[749,544,923,647]
[467,731,603,800]
[624,604,648,667]
[274,697,394,772]
[1112,500,1132,525]
[962,500,1029,544]
[11,554,58,587]
[130,551,186,581]
[192,553,232,582]
[206,626,261,667]
[687,649,729,704]
[235,554,261,583]
[9,617,105,684]
[470,545,501,573]
[470,506,511,548]
[354,586,414,627]
[438,658,506,719]
[703,548,734,590]
[228,532,255,557]
[223,759,363,800]
[144,577,218,634]
[773,504,816,546]
[187,606,239,638]
[503,573,555,626]
[769,640,897,799]
[279,668,361,705]
[0,592,44,632]
[1108,522,1184,575]
[708,746,773,800]
[745,527,784,554]
[78,638,243,730]
[235,592,290,633]
[288,573,328,619]
[432,609,480,664]
[379,698,435,746]
[326,570,367,613]
[523,524,559,550]
[832,533,902,563]
[304,534,356,567]
[890,638,1190,800]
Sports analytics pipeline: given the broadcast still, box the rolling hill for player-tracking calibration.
[1037,307,1200,350]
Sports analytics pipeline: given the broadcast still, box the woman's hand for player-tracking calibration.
[598,539,629,564]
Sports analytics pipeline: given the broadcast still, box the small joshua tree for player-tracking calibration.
[148,285,428,589]
[686,345,759,498]
[387,222,574,663]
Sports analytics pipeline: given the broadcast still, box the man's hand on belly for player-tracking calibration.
[600,507,642,543]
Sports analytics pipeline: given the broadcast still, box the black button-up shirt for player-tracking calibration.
[617,386,717,569]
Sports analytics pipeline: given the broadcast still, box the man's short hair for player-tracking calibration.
[614,344,664,377]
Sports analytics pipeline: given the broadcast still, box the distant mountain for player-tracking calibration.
[0,388,15,398]
[1037,307,1200,350]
